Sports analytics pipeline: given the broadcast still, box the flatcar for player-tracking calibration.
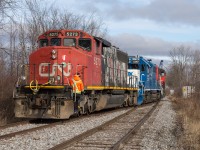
[13,30,139,119]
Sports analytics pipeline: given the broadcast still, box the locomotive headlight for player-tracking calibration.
[21,76,26,80]
[52,49,56,54]
[52,54,57,59]
[51,49,57,59]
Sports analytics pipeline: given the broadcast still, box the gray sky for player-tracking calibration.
[51,0,200,65]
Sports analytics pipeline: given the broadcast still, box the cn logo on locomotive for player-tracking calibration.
[39,63,71,77]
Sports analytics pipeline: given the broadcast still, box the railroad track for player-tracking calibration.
[0,107,130,141]
[0,121,60,140]
[0,120,30,130]
[49,102,159,150]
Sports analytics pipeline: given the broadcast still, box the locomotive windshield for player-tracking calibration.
[50,38,61,46]
[64,38,76,47]
[79,39,91,51]
[39,39,48,47]
[128,64,139,69]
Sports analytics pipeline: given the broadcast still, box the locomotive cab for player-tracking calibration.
[14,30,97,119]
[138,57,162,103]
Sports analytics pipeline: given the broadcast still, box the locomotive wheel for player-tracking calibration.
[147,92,151,102]
[82,103,89,115]
[75,110,81,117]
[123,101,128,107]
[79,95,89,115]
[123,94,129,107]
[85,104,90,115]
[88,106,93,114]
[128,97,134,106]
[157,92,161,101]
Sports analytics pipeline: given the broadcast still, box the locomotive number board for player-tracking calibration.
[49,32,59,37]
[65,32,79,37]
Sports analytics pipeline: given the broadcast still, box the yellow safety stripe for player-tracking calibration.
[86,86,138,91]
[25,85,65,89]
[25,85,137,90]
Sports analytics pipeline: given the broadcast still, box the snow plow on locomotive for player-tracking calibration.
[13,30,139,119]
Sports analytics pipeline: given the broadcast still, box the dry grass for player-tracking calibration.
[0,100,9,126]
[0,98,19,126]
[171,96,200,150]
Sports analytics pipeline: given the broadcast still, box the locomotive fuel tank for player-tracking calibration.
[95,94,125,111]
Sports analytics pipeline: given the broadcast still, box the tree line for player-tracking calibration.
[167,45,200,99]
[1,0,199,123]
[0,0,107,102]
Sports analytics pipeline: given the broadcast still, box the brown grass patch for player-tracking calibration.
[0,98,21,126]
[171,96,200,150]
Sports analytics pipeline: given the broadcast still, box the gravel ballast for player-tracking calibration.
[123,97,183,150]
[0,98,183,150]
[0,109,130,150]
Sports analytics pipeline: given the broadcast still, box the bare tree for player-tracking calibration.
[189,50,200,99]
[0,0,108,124]
[0,0,16,30]
[22,0,107,52]
[168,45,192,96]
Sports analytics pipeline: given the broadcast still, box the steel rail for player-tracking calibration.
[0,121,30,130]
[49,107,136,150]
[0,122,61,140]
[49,102,158,150]
[0,107,129,140]
[110,101,159,150]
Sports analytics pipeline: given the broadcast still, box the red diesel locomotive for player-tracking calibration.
[14,30,138,119]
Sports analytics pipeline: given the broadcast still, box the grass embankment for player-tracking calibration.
[172,97,200,149]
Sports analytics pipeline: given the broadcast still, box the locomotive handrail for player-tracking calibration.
[30,80,39,94]
[29,80,53,94]
[16,63,72,86]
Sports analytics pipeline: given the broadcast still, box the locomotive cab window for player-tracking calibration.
[78,39,91,51]
[39,39,48,47]
[128,64,139,69]
[141,64,145,71]
[50,38,61,46]
[64,38,76,47]
[161,73,165,76]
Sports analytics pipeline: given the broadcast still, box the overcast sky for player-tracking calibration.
[51,0,200,65]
